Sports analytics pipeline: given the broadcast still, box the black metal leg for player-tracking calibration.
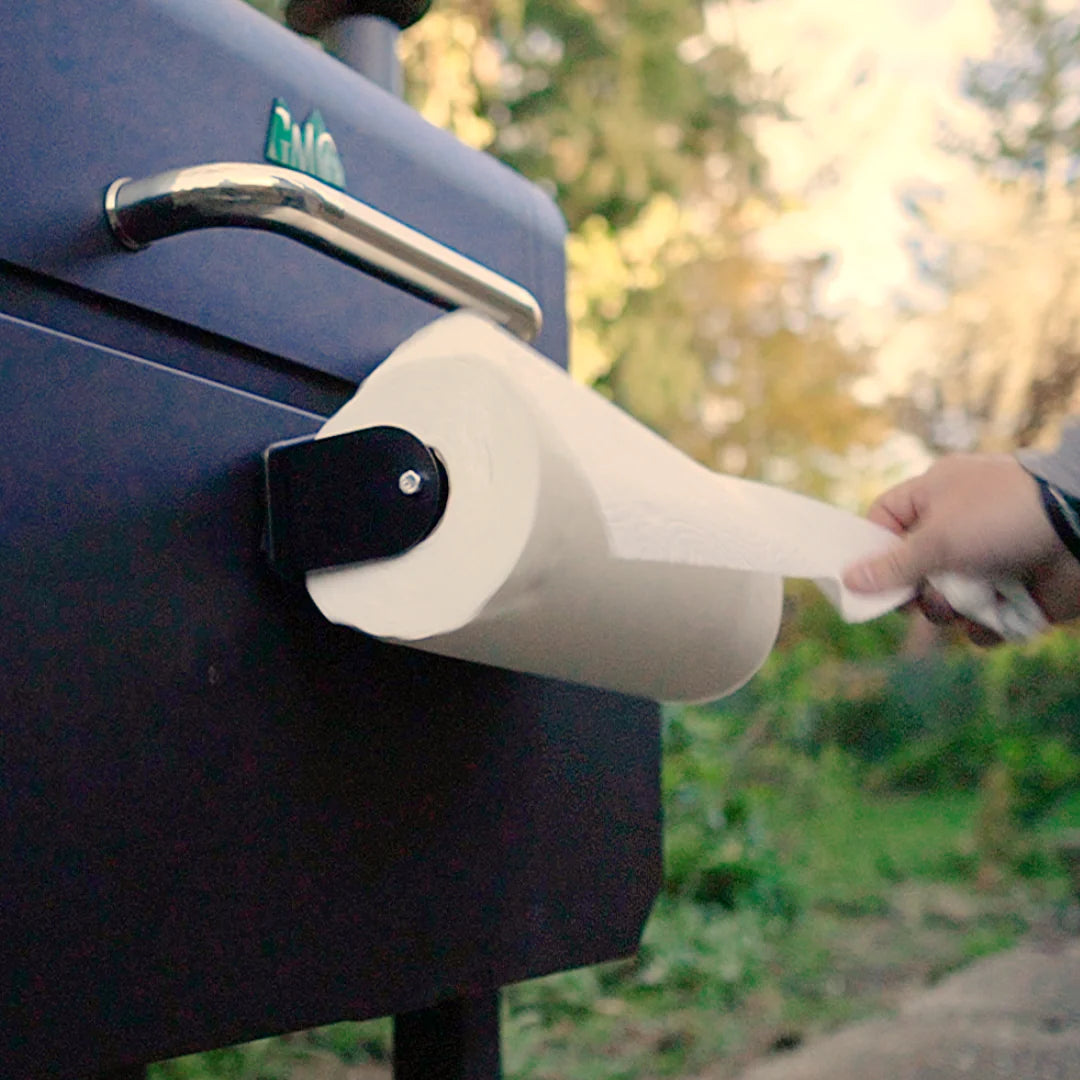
[96,1068,146,1080]
[393,991,501,1080]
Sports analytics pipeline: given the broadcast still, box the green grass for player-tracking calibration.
[777,786,983,903]
[498,744,1072,1079]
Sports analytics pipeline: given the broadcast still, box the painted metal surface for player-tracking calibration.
[0,313,661,1078]
[0,0,568,380]
[0,3,660,1076]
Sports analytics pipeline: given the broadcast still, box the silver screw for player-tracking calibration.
[398,469,423,495]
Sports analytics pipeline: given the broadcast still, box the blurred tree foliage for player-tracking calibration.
[963,0,1080,183]
[896,0,1080,453]
[406,0,767,229]
[248,0,885,493]
[402,0,885,492]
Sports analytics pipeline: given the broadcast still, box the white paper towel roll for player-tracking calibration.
[305,312,912,702]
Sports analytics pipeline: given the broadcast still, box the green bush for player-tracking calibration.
[661,709,801,922]
[748,594,1080,830]
[999,734,1080,827]
[634,900,769,1007]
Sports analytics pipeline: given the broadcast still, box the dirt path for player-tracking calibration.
[694,932,1080,1080]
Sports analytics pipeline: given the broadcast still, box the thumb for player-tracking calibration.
[843,534,931,594]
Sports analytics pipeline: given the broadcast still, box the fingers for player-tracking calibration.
[959,617,1004,648]
[844,476,935,593]
[843,531,931,593]
[915,591,1002,646]
[842,454,1059,647]
[916,584,957,625]
[866,477,922,535]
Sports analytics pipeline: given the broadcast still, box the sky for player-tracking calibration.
[702,0,1001,342]
[692,0,1018,487]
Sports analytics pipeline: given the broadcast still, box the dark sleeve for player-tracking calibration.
[1016,421,1080,500]
[1016,421,1080,562]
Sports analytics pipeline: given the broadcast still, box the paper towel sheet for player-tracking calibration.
[306,313,911,702]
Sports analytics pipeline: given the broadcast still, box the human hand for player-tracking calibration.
[842,454,1080,643]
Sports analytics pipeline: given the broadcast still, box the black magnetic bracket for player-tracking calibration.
[263,425,448,582]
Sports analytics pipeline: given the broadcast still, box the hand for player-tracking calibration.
[842,454,1080,642]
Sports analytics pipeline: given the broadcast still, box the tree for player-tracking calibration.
[253,0,884,493]
[961,0,1080,188]
[410,0,880,488]
[894,0,1080,453]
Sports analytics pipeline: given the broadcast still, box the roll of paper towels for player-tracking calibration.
[304,312,916,702]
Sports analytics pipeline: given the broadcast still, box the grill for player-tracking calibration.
[0,2,662,1077]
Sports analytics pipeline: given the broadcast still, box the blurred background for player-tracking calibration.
[164,0,1080,1076]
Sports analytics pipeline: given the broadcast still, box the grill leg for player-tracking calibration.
[393,991,501,1080]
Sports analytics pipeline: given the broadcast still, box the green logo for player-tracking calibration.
[264,99,346,188]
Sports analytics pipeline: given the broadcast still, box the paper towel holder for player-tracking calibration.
[263,425,448,581]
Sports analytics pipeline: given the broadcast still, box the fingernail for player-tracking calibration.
[844,562,877,593]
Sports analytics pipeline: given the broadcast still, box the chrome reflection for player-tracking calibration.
[104,162,542,342]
